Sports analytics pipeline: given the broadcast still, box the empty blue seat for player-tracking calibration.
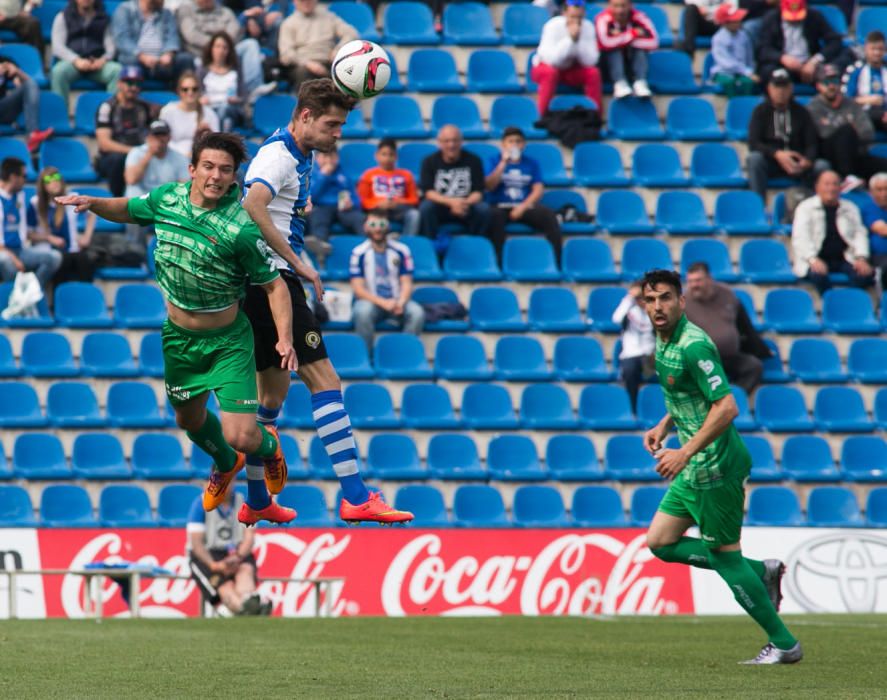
[595,190,653,235]
[560,239,617,283]
[372,95,430,138]
[329,1,380,41]
[546,435,605,481]
[443,2,499,45]
[279,382,314,429]
[494,336,552,381]
[54,282,111,327]
[604,435,658,481]
[444,235,502,281]
[714,191,772,236]
[374,333,433,379]
[80,332,138,377]
[394,485,450,527]
[490,96,546,139]
[782,435,840,481]
[428,434,486,480]
[725,96,762,140]
[324,333,374,379]
[513,485,569,527]
[580,384,638,430]
[746,486,803,526]
[648,49,699,93]
[868,488,887,526]
[276,485,332,526]
[341,108,370,138]
[666,97,722,140]
[0,138,35,179]
[21,332,78,377]
[453,484,510,527]
[630,486,667,526]
[636,384,666,429]
[622,238,672,280]
[655,191,714,235]
[815,386,874,432]
[503,237,561,282]
[740,240,794,283]
[132,434,193,479]
[573,143,631,187]
[338,142,376,181]
[848,338,887,383]
[572,485,627,527]
[434,335,492,380]
[587,286,627,332]
[502,4,548,45]
[789,338,847,383]
[47,382,104,428]
[877,388,887,429]
[857,8,887,42]
[0,44,47,87]
[744,435,782,482]
[139,332,163,377]
[528,287,585,332]
[14,433,70,479]
[157,484,201,527]
[520,384,578,430]
[553,336,612,382]
[411,286,469,333]
[680,239,739,282]
[730,386,758,432]
[0,334,19,376]
[633,144,690,187]
[323,234,363,280]
[764,289,822,333]
[278,433,311,481]
[401,383,461,429]
[0,382,45,427]
[252,94,295,135]
[383,1,438,44]
[100,485,154,527]
[0,485,36,526]
[107,381,165,428]
[462,383,519,429]
[607,98,665,140]
[73,91,111,134]
[466,49,522,92]
[691,143,746,187]
[37,90,74,134]
[756,386,814,432]
[524,143,571,186]
[41,485,96,527]
[469,286,527,331]
[367,434,427,480]
[807,486,863,527]
[400,234,443,281]
[842,436,887,482]
[39,138,98,182]
[488,435,547,481]
[408,49,463,92]
[344,383,401,428]
[822,288,880,334]
[816,4,847,34]
[431,95,487,138]
[0,442,11,480]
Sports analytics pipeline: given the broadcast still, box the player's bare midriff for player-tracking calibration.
[166,300,239,331]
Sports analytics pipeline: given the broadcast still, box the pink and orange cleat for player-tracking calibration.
[238,499,297,526]
[262,425,288,495]
[339,491,414,525]
[203,452,246,511]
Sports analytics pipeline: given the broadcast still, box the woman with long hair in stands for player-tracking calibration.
[198,32,247,131]
[159,71,220,158]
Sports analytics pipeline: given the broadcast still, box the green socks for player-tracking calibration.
[253,424,279,459]
[186,411,238,472]
[651,537,766,578]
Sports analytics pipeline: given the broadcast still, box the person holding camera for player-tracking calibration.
[612,280,654,413]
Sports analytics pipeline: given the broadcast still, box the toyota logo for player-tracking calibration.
[785,533,887,613]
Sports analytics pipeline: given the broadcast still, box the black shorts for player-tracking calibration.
[189,549,257,605]
[242,270,328,372]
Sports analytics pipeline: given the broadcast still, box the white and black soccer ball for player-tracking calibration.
[331,40,392,100]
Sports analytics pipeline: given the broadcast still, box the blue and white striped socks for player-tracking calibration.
[245,405,279,510]
[312,389,369,505]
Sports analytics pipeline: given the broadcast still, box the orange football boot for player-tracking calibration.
[339,491,414,525]
[262,425,288,495]
[238,499,297,526]
[203,452,246,511]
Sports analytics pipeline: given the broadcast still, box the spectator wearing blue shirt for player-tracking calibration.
[349,209,425,354]
[862,172,887,282]
[0,158,62,289]
[484,127,563,264]
[308,146,365,243]
[709,4,758,97]
[843,31,887,134]
[111,0,192,84]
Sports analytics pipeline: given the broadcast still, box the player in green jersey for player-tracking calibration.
[57,131,297,526]
[640,269,802,665]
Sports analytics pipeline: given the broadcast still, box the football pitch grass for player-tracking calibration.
[2,615,885,698]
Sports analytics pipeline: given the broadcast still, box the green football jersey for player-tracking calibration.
[128,182,278,312]
[655,315,751,489]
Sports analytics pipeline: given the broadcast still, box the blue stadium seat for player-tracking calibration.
[0,138,36,179]
[715,191,772,235]
[443,2,500,45]
[394,485,450,527]
[466,49,522,92]
[132,434,193,479]
[549,94,602,112]
[595,190,653,235]
[636,384,666,429]
[744,435,782,482]
[139,332,163,377]
[868,488,887,526]
[280,382,315,429]
[344,383,401,428]
[503,237,561,281]
[587,287,627,332]
[841,436,887,482]
[502,4,548,45]
[782,435,840,481]
[374,333,433,379]
[665,97,723,140]
[539,189,595,233]
[341,108,370,138]
[0,485,36,526]
[736,289,769,334]
[278,433,311,481]
[494,335,552,381]
[815,386,874,432]
[637,4,673,46]
[622,238,672,280]
[553,336,613,382]
[80,332,138,377]
[21,332,79,377]
[141,91,176,107]
[41,485,96,527]
[572,485,627,527]
[528,287,585,332]
[807,486,863,527]
[338,142,376,181]
[740,240,794,283]
[0,335,18,377]
[848,339,887,383]
[680,239,739,282]
[157,484,201,527]
[1,44,46,87]
[407,49,463,92]
[822,288,880,334]
[490,96,546,139]
[632,144,690,187]
[877,388,887,429]
[367,434,427,480]
[648,50,700,93]
[580,384,638,430]
[39,139,98,182]
[731,386,758,432]
[113,284,165,328]
[573,143,630,187]
[655,191,714,235]
[47,382,104,428]
[37,91,74,135]
[755,386,814,432]
[372,95,430,138]
[107,381,165,428]
[604,435,658,481]
[54,282,111,327]
[431,95,487,138]
[630,486,667,526]
[453,484,510,527]
[545,435,604,481]
[725,96,762,140]
[73,91,111,135]
[14,433,70,479]
[606,98,665,140]
[323,234,363,281]
[520,384,578,430]
[561,238,620,282]
[0,382,45,427]
[469,286,527,331]
[251,94,295,135]
[428,434,486,480]
[764,289,822,333]
[33,1,64,42]
[411,286,469,332]
[383,1,438,44]
[325,333,374,379]
[399,234,443,281]
[857,8,887,43]
[691,143,747,187]
[513,485,569,527]
[789,338,847,383]
[746,486,803,526]
[488,435,547,481]
[816,4,848,33]
[444,235,502,281]
[329,2,380,41]
[402,383,461,429]
[434,335,493,380]
[276,485,333,526]
[99,485,154,527]
[462,383,519,429]
[524,143,570,186]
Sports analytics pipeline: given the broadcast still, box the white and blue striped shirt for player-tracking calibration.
[349,239,414,299]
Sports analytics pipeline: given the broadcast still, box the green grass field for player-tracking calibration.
[1,616,885,698]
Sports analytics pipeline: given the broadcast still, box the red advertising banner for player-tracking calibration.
[32,528,695,618]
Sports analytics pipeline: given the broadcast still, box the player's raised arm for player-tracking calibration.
[55,194,136,223]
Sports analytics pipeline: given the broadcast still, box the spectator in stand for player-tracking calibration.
[51,0,121,108]
[239,0,285,54]
[197,32,247,131]
[308,146,364,242]
[0,0,44,59]
[484,126,562,265]
[418,125,490,249]
[349,209,424,355]
[709,3,758,97]
[95,65,159,197]
[678,0,720,58]
[843,31,887,135]
[159,71,220,157]
[111,0,192,83]
[862,172,887,283]
[756,0,845,86]
[737,0,778,46]
[27,167,97,284]
[807,63,887,192]
[612,280,654,412]
[530,0,601,116]
[746,68,821,199]
[356,138,420,237]
[792,169,873,294]
[0,55,53,154]
[278,0,357,94]
[594,0,658,99]
[124,119,189,198]
[0,158,62,289]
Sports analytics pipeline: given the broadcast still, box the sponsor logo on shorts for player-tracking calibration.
[166,384,191,401]
[235,399,259,406]
[305,331,321,349]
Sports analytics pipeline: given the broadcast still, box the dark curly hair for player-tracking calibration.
[191,131,248,170]
[641,269,682,296]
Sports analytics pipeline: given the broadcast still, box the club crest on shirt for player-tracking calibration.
[667,375,675,385]
[697,360,715,375]
[305,331,321,349]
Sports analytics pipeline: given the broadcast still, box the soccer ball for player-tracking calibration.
[331,40,391,99]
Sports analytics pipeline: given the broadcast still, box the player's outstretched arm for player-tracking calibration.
[261,276,298,372]
[55,194,136,224]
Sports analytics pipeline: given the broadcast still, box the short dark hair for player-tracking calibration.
[866,30,885,44]
[502,126,526,140]
[641,269,682,296]
[686,261,711,276]
[366,208,389,220]
[295,78,356,120]
[377,138,397,152]
[0,157,25,181]
[191,131,248,170]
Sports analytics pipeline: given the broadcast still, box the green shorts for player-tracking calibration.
[161,311,258,414]
[657,475,746,549]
